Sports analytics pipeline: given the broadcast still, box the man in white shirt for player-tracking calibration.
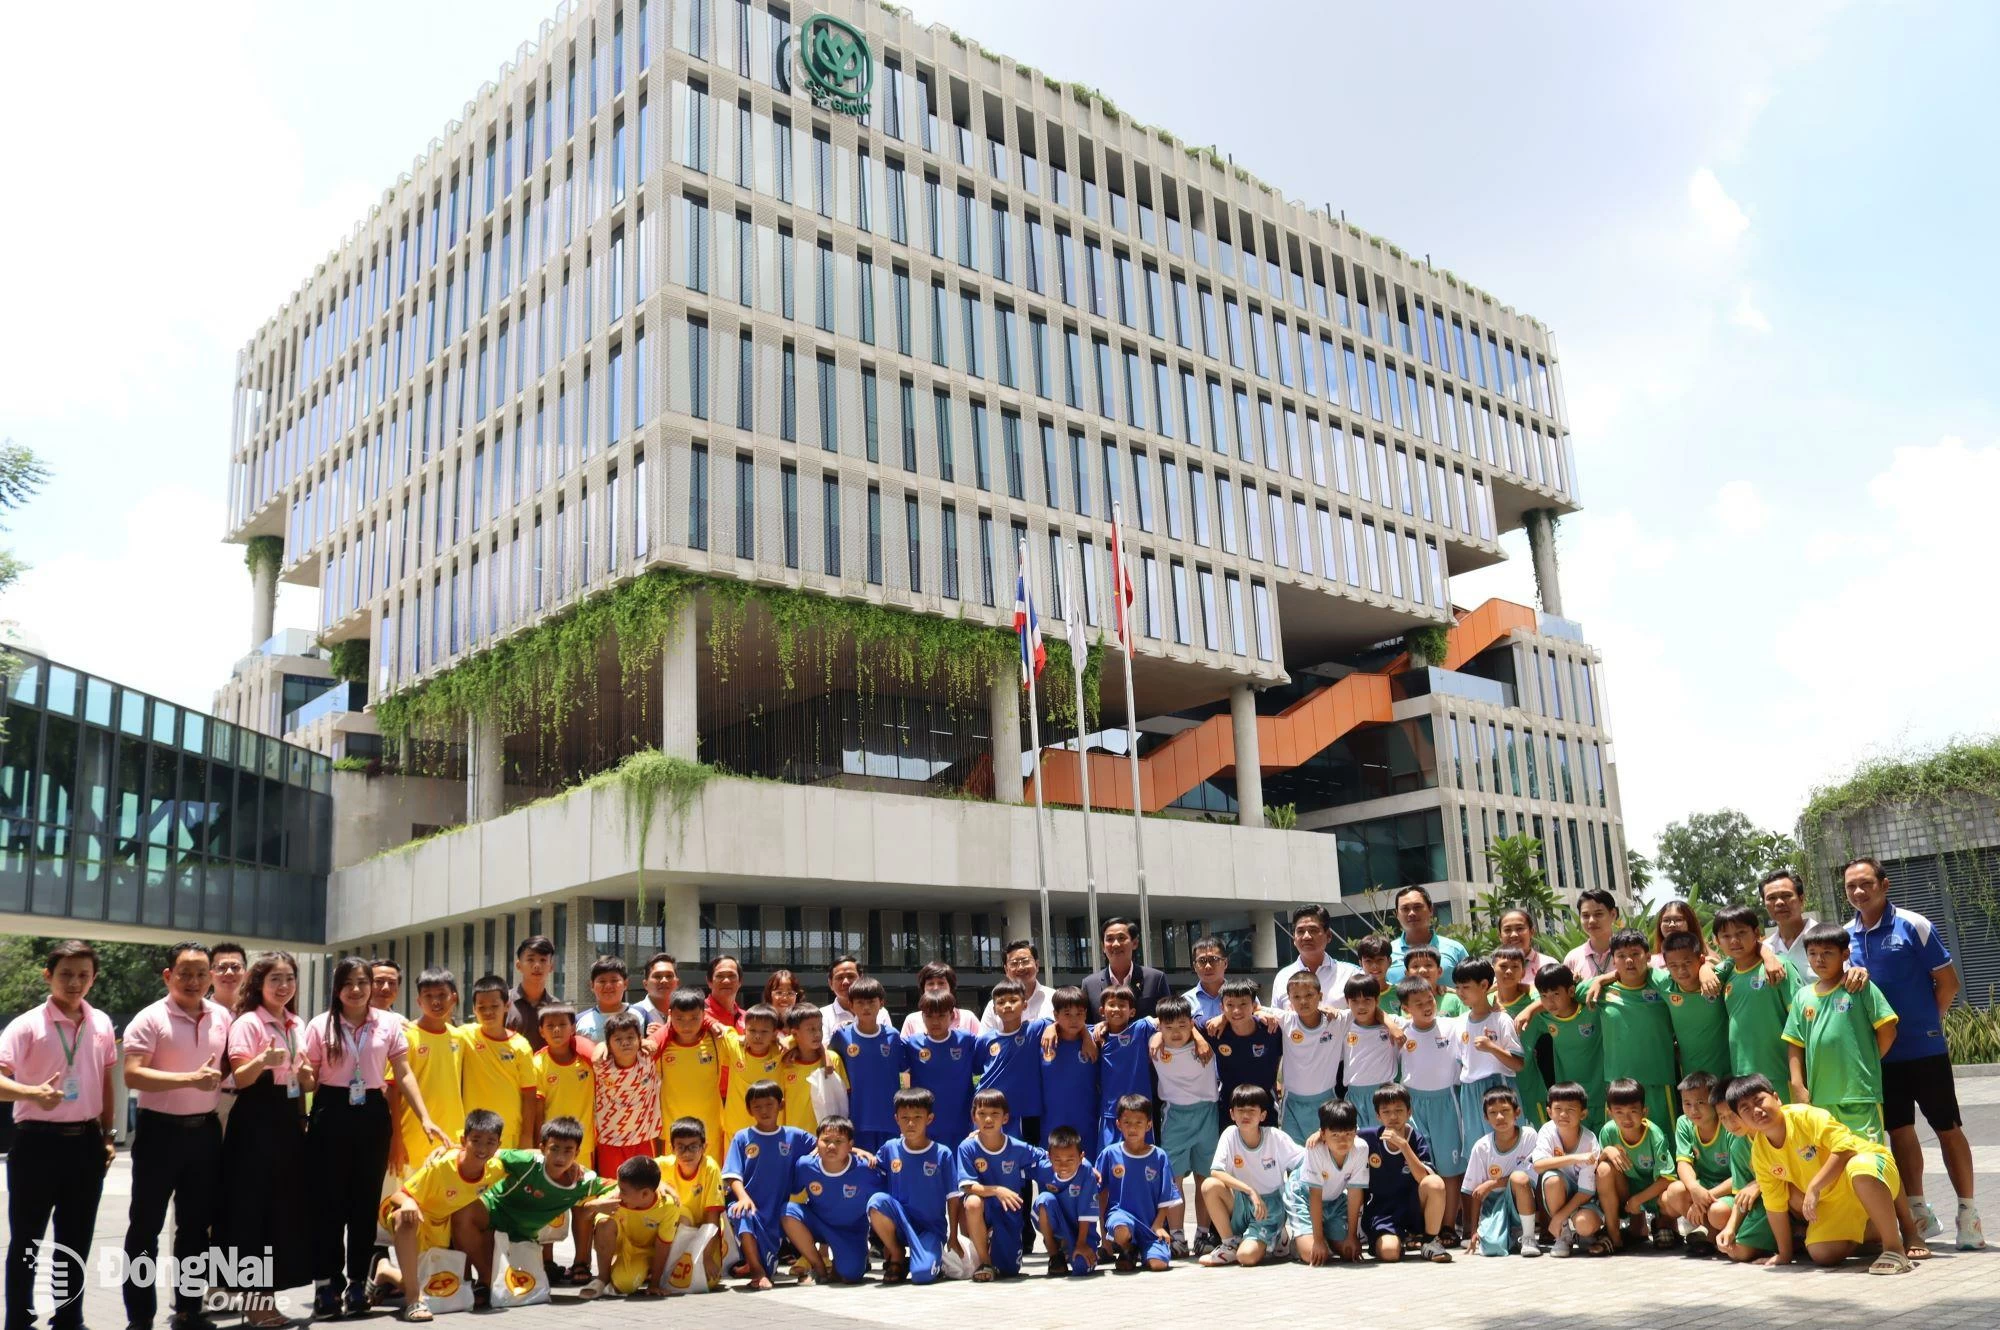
[1758,869,1821,971]
[825,954,862,1027]
[1268,906,1360,1010]
[980,938,1052,1029]
[1561,888,1621,981]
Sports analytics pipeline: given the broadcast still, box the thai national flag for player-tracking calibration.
[1012,541,1045,688]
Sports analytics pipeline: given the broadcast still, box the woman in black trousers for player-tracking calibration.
[221,952,311,1326]
[301,956,447,1319]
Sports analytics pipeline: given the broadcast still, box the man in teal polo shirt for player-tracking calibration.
[1843,856,1983,1249]
[1384,886,1470,985]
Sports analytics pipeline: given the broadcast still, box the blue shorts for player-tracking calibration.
[1344,1084,1387,1131]
[1161,1101,1220,1179]
[1281,1171,1355,1240]
[970,1191,1027,1274]
[865,1193,948,1284]
[1031,1191,1097,1273]
[1103,1206,1172,1266]
[1281,1088,1335,1145]
[1361,1194,1427,1241]
[783,1202,870,1282]
[729,1208,784,1267]
[1408,1086,1468,1176]
[1469,1189,1528,1256]
[1457,1074,1514,1161]
[1228,1189,1286,1247]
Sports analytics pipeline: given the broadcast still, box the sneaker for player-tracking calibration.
[1169,1229,1190,1261]
[1957,1201,1986,1250]
[1193,1226,1219,1257]
[1911,1198,1945,1241]
[1548,1233,1573,1259]
[1517,1235,1543,1258]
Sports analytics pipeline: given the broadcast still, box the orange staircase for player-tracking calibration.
[1026,598,1537,812]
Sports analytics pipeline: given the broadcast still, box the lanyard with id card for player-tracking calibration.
[278,1015,301,1099]
[53,1015,83,1102]
[341,1018,368,1105]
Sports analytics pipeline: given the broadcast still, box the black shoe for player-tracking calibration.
[311,1286,341,1320]
[341,1283,369,1318]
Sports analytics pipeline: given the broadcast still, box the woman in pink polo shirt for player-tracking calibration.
[302,956,449,1319]
[220,952,311,1326]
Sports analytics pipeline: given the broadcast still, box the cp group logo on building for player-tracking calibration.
[799,13,872,117]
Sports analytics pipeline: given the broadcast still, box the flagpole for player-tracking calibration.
[1062,549,1100,956]
[1112,502,1153,970]
[1019,536,1057,987]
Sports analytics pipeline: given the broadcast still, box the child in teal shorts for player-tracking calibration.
[1285,1098,1369,1265]
[1148,995,1218,1261]
[1197,1086,1303,1267]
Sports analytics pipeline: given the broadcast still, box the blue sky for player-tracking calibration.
[2,0,1994,857]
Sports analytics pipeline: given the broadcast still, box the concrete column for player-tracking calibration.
[988,671,1024,804]
[1004,896,1034,947]
[1230,684,1265,829]
[1524,509,1564,618]
[661,599,699,759]
[1252,910,1282,970]
[250,559,277,648]
[468,713,505,822]
[659,880,701,964]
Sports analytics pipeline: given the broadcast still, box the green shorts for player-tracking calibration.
[1281,1172,1353,1240]
[481,1193,561,1244]
[1229,1189,1286,1247]
[1162,1101,1221,1179]
[1828,1101,1885,1145]
[1729,1197,1774,1252]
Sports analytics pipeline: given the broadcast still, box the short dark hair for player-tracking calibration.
[43,940,97,973]
[1840,856,1887,883]
[745,1079,784,1108]
[1723,1074,1776,1109]
[1402,945,1441,969]
[1608,928,1650,957]
[918,990,957,1016]
[816,1116,855,1142]
[916,960,958,990]
[211,941,247,963]
[1394,976,1436,1005]
[540,1116,586,1147]
[463,1108,506,1138]
[1532,963,1578,994]
[471,974,508,1000]
[1317,1098,1359,1133]
[589,955,628,981]
[1661,930,1702,957]
[1482,1086,1522,1114]
[1801,922,1851,953]
[1677,1070,1719,1098]
[1002,938,1038,962]
[847,976,886,1003]
[1575,889,1619,914]
[1758,868,1802,894]
[1371,1084,1412,1111]
[1393,885,1434,911]
[989,978,1025,1002]
[827,954,861,976]
[1490,946,1526,967]
[1453,957,1494,986]
[1604,1078,1646,1109]
[971,1088,1010,1114]
[1353,934,1392,962]
[1228,1083,1274,1117]
[416,967,458,993]
[1047,1124,1084,1152]
[705,955,740,979]
[785,1002,823,1030]
[1050,985,1088,1014]
[1546,1082,1589,1108]
[1102,916,1138,939]
[617,1155,662,1188]
[536,1003,577,1027]
[893,1087,935,1114]
[1191,934,1226,957]
[668,1116,708,1144]
[165,940,212,967]
[742,1003,781,1028]
[1711,905,1763,937]
[1114,1092,1154,1118]
[1099,983,1137,1008]
[1290,905,1333,931]
[1220,977,1260,1002]
[668,987,707,1013]
[644,952,678,971]
[602,1011,643,1041]
[1343,973,1381,1001]
[370,957,402,978]
[1153,995,1193,1024]
[515,935,556,960]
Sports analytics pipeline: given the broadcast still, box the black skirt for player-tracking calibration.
[218,1073,312,1291]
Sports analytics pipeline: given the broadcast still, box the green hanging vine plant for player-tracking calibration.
[1404,625,1451,668]
[244,535,284,577]
[580,748,716,919]
[324,639,370,683]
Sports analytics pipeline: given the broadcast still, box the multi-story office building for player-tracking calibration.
[221,0,1626,999]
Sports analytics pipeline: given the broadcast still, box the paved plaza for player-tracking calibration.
[14,1077,1998,1330]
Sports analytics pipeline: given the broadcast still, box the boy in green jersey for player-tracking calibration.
[1519,966,1605,1122]
[1658,933,1731,1079]
[1491,948,1547,1125]
[1662,1071,1735,1252]
[1594,1078,1676,1251]
[1400,949,1466,1016]
[1713,906,1801,1099]
[1585,930,1679,1131]
[452,1117,617,1299]
[1783,923,1899,1142]
[1711,1080,1775,1262]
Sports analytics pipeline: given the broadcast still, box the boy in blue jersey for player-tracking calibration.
[781,1116,884,1284]
[836,977,906,1154]
[978,980,1049,1141]
[1031,1124,1101,1277]
[957,1089,1043,1279]
[904,992,980,1144]
[866,1088,962,1285]
[1090,986,1156,1151]
[1038,986,1099,1147]
[1361,1084,1451,1263]
[722,1079,816,1290]
[1206,978,1282,1131]
[1094,1093,1182,1272]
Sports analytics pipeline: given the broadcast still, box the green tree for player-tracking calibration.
[1627,847,1654,897]
[0,441,49,740]
[0,935,177,1024]
[1653,809,1800,908]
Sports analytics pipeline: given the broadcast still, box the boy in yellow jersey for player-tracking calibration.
[533,1005,598,1283]
[718,1005,787,1146]
[651,988,725,1165]
[779,1002,847,1131]
[1724,1073,1914,1274]
[578,1155,682,1299]
[375,1108,507,1319]
[460,975,541,1148]
[396,969,469,1175]
[659,1117,727,1290]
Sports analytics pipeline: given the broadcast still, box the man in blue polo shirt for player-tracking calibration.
[1384,887,1470,985]
[1843,855,1984,1249]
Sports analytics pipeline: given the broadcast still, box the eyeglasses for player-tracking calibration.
[1194,955,1225,965]
[212,963,246,974]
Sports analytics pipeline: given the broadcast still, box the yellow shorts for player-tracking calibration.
[378,1197,450,1254]
[611,1242,662,1294]
[1804,1152,1900,1247]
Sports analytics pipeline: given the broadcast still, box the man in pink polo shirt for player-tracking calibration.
[0,939,120,1330]
[121,941,231,1330]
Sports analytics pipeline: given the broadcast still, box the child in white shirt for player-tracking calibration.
[1286,1098,1370,1265]
[1461,1085,1541,1258]
[1197,1085,1304,1267]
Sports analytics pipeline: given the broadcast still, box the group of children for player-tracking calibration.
[363,909,1941,1310]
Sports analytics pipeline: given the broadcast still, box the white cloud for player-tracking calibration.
[1710,480,1771,533]
[1729,289,1773,333]
[0,486,318,713]
[1688,167,1751,246]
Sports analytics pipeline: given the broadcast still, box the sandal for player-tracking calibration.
[543,1262,571,1288]
[1907,1241,1934,1261]
[972,1262,998,1282]
[1868,1250,1916,1276]
[565,1263,592,1285]
[396,1301,434,1323]
[881,1258,909,1285]
[1584,1234,1615,1257]
[577,1278,608,1301]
